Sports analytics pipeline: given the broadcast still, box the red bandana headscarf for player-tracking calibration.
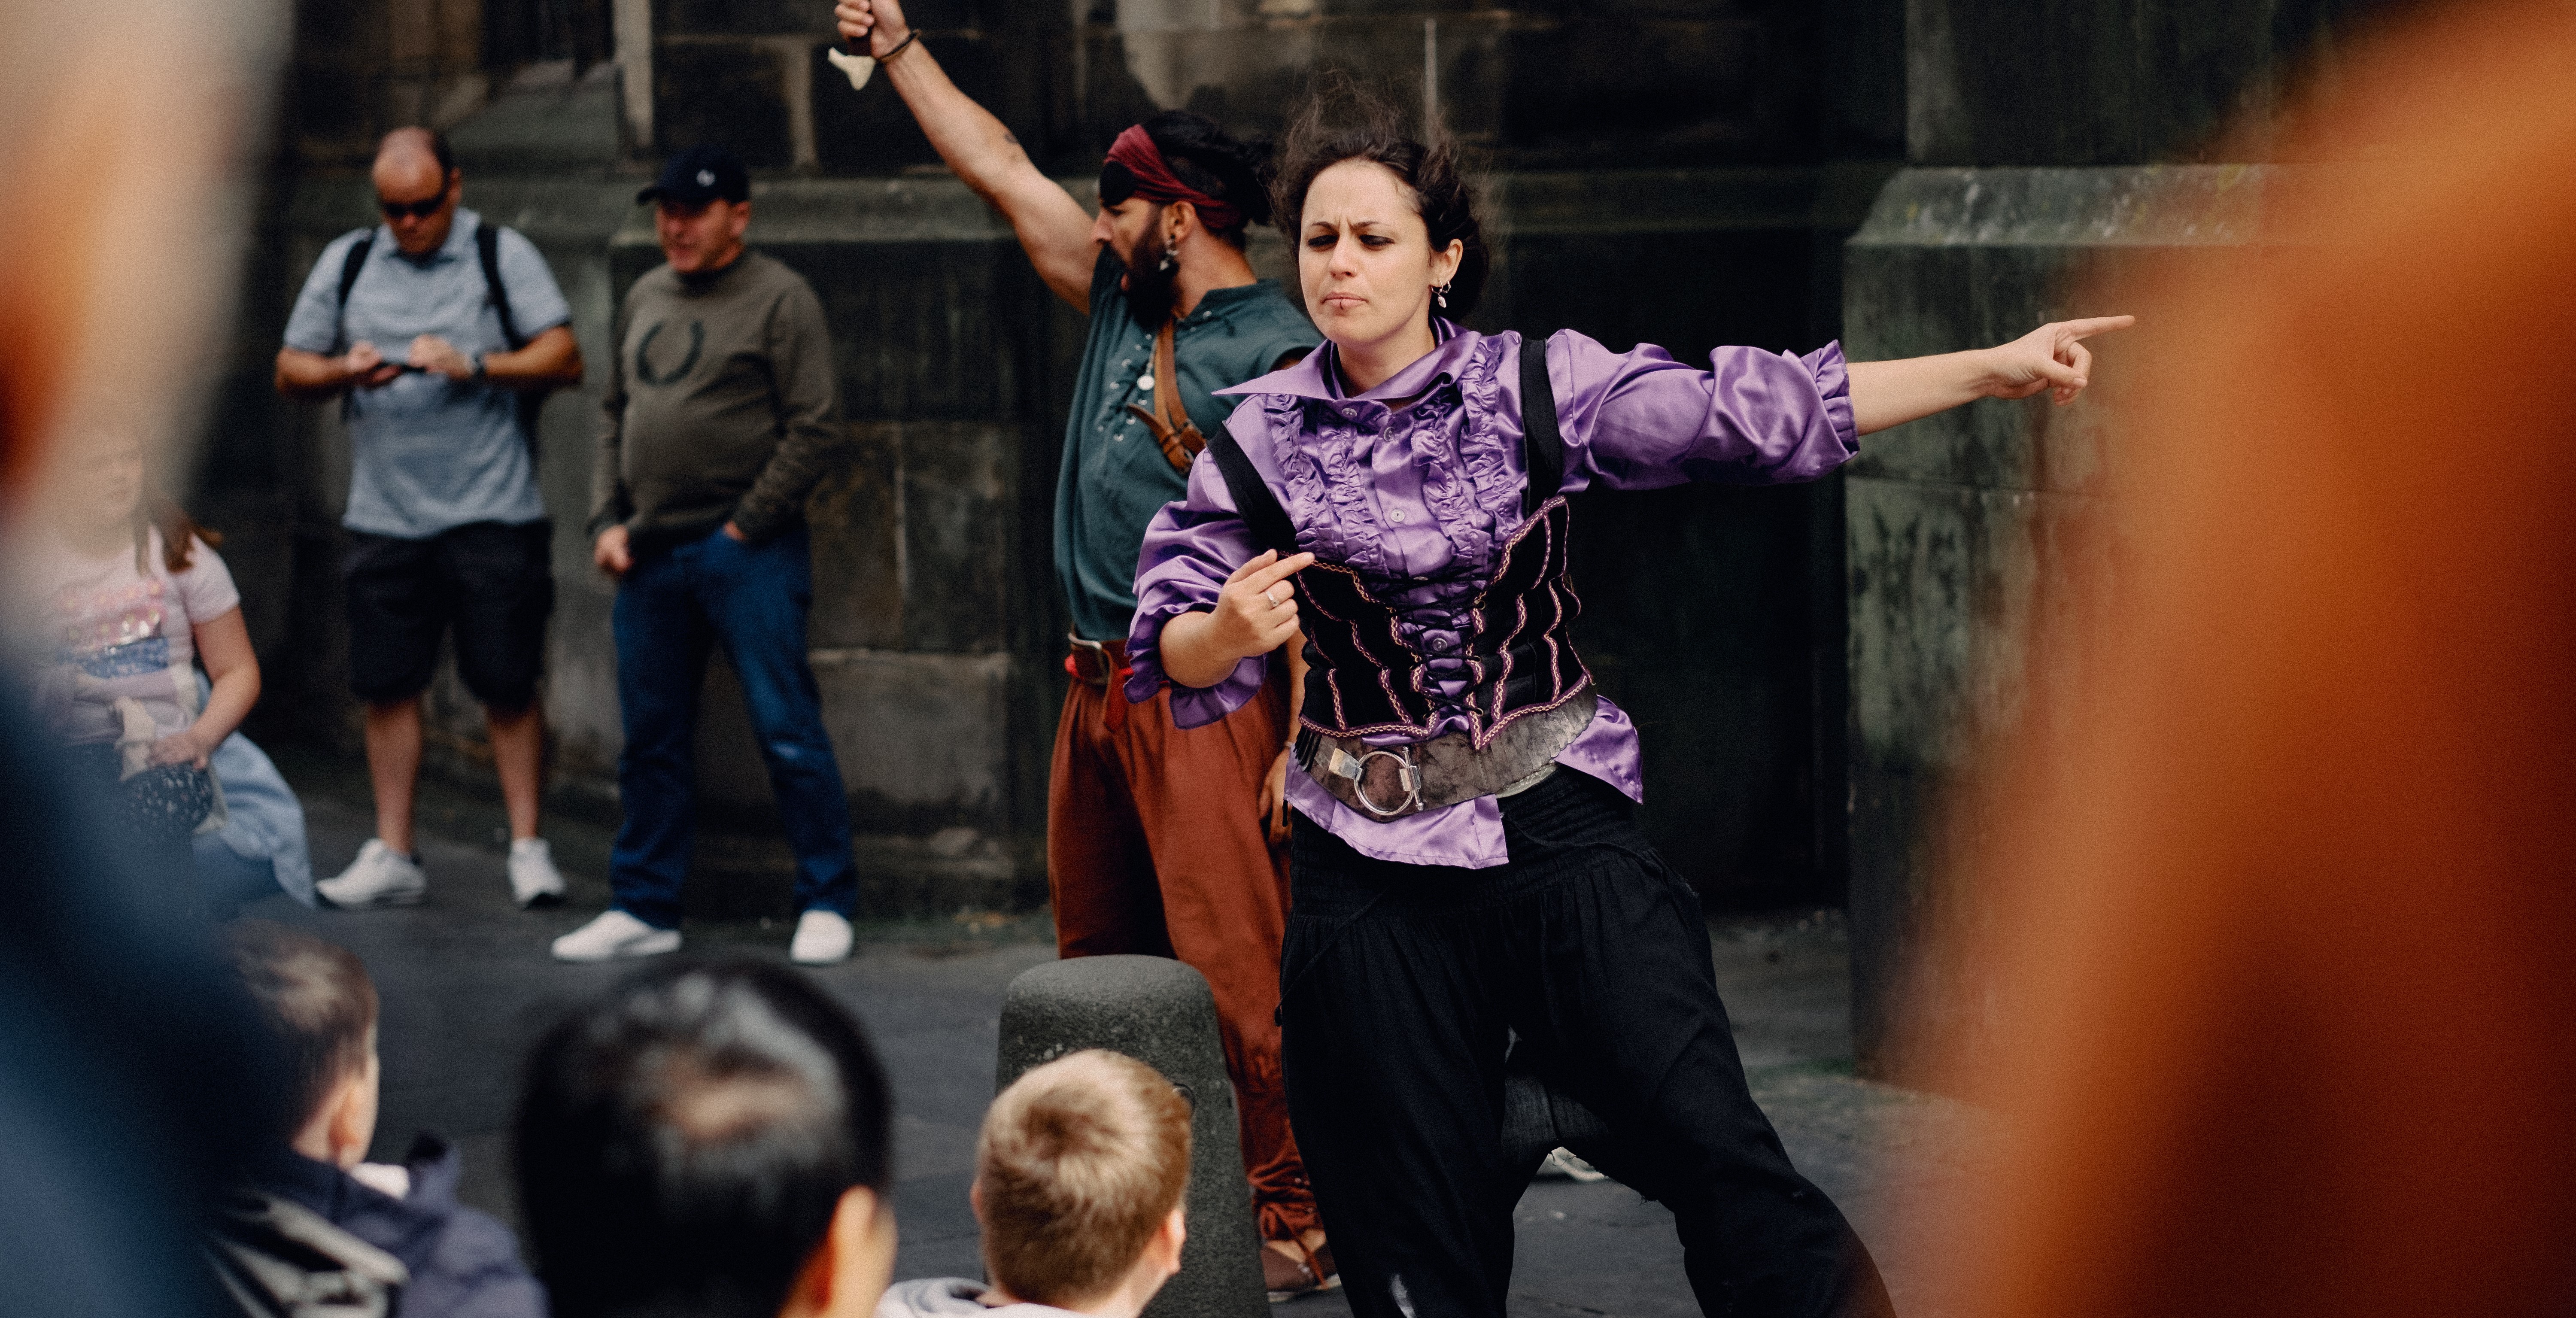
[1102,125,1243,233]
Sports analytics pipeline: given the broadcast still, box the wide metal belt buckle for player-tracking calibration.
[1327,744,1422,818]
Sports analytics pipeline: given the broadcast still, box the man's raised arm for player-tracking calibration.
[834,0,1097,309]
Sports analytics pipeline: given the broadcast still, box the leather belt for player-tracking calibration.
[1064,635,1128,686]
[1294,689,1597,821]
[1066,635,1135,734]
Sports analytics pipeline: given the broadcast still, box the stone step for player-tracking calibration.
[446,60,623,173]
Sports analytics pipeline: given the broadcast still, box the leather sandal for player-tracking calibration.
[1261,1236,1340,1302]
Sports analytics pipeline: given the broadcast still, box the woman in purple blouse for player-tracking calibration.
[1124,98,2129,1318]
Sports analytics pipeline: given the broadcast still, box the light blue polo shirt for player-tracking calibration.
[283,207,571,539]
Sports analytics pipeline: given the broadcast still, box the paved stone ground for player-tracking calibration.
[246,752,1991,1318]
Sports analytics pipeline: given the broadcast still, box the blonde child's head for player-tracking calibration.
[974,1049,1193,1309]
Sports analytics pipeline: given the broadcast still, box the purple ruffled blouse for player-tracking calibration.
[1125,324,1857,868]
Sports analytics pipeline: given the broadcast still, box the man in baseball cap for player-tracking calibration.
[563,142,863,967]
[636,143,751,207]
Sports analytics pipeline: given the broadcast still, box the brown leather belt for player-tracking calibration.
[1065,635,1128,686]
[1066,635,1138,733]
[1294,689,1597,821]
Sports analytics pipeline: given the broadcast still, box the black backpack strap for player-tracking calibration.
[476,221,550,459]
[1205,428,1300,558]
[333,231,375,350]
[477,221,525,350]
[1519,333,1565,516]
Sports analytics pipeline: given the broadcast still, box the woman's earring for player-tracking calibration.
[1434,282,1451,310]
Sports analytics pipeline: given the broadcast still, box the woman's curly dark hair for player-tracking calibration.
[1270,80,1489,318]
[1139,109,1275,249]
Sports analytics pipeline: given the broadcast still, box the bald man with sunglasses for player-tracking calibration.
[276,127,583,914]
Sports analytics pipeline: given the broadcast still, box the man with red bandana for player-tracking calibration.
[832,0,1333,1295]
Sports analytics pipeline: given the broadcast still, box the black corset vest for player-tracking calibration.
[1205,337,1592,748]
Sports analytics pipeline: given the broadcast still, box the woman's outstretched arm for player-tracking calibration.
[1848,316,2135,435]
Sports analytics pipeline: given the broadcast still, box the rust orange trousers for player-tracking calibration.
[1048,663,1317,1241]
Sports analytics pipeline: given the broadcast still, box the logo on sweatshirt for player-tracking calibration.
[634,319,705,387]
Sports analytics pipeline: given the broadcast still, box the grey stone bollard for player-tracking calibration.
[997,955,1267,1318]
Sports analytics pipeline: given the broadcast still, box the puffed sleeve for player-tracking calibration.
[1122,403,1274,728]
[1547,329,1858,493]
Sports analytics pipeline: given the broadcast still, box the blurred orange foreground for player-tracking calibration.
[1923,1,2576,1313]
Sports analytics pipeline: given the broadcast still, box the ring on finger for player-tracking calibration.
[1265,586,1284,605]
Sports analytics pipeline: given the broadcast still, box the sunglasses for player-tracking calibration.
[378,194,446,221]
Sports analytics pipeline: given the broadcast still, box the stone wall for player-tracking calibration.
[1841,0,2394,1079]
[284,0,496,164]
[629,0,1904,173]
[223,0,1920,919]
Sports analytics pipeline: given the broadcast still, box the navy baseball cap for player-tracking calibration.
[639,144,750,206]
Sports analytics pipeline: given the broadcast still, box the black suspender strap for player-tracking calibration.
[1519,333,1565,516]
[1205,429,1301,558]
[475,221,527,350]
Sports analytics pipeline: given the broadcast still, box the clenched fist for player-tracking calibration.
[833,0,911,58]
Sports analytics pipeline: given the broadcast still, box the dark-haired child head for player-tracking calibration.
[226,920,383,1168]
[514,960,895,1318]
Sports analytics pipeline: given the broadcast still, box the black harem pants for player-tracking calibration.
[1279,768,1894,1317]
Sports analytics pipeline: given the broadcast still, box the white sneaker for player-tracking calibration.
[508,838,568,908]
[551,909,681,963]
[789,909,854,965]
[317,840,427,909]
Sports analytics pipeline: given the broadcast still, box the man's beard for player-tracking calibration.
[1121,225,1178,328]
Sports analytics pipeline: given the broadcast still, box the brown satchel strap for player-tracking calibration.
[1153,318,1188,436]
[1123,318,1207,474]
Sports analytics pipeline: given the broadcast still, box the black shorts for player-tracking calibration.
[343,520,554,709]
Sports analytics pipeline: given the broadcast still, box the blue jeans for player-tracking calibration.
[611,525,855,928]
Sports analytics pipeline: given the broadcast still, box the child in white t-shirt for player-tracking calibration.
[27,430,261,906]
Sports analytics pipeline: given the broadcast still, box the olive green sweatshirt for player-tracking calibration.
[590,250,848,550]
